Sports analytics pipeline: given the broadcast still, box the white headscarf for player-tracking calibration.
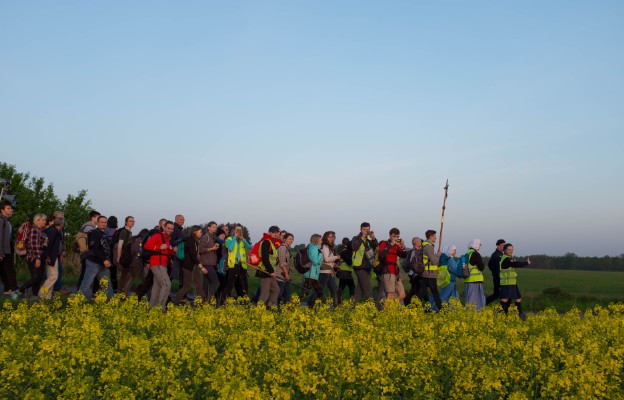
[468,239,481,250]
[442,244,456,256]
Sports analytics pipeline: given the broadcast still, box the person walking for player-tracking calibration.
[256,226,281,307]
[76,210,100,289]
[464,239,486,311]
[309,231,341,307]
[420,230,443,310]
[143,220,175,311]
[351,222,378,303]
[39,215,64,300]
[116,216,135,295]
[0,202,17,295]
[175,225,206,305]
[276,232,294,304]
[16,213,47,298]
[78,216,114,300]
[377,228,408,304]
[198,221,220,303]
[336,237,355,303]
[486,239,506,305]
[300,234,325,308]
[403,237,423,307]
[430,244,461,311]
[220,225,251,305]
[499,243,532,317]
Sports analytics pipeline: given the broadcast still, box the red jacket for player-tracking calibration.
[378,241,407,275]
[144,232,175,267]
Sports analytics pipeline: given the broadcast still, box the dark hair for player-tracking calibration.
[360,222,370,229]
[138,228,150,237]
[321,231,336,249]
[425,230,436,239]
[47,215,55,225]
[89,210,100,219]
[268,225,280,233]
[125,216,134,224]
[282,233,293,241]
[0,202,11,211]
[503,243,513,251]
[189,225,202,240]
[97,215,107,222]
[389,228,400,236]
[107,216,118,229]
[207,221,217,228]
[165,220,174,227]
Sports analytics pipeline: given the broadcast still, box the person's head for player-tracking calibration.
[389,228,400,241]
[425,230,437,242]
[190,225,203,240]
[107,216,118,229]
[54,216,64,228]
[158,218,167,231]
[175,214,185,226]
[310,234,322,246]
[282,232,294,247]
[412,237,423,249]
[280,230,287,240]
[442,244,456,257]
[97,216,108,230]
[138,228,150,238]
[216,228,226,240]
[125,216,135,229]
[341,237,350,247]
[33,213,47,229]
[233,224,243,238]
[496,239,506,252]
[468,239,481,251]
[219,224,230,235]
[53,210,64,219]
[360,222,370,236]
[322,231,336,248]
[503,243,513,256]
[207,221,217,235]
[47,215,55,226]
[164,221,174,237]
[268,225,280,239]
[89,210,100,223]
[0,202,13,217]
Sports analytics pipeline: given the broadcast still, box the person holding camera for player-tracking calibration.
[221,224,252,305]
[377,228,408,303]
[351,222,378,303]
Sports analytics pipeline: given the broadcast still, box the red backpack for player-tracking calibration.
[248,241,263,266]
[14,221,30,256]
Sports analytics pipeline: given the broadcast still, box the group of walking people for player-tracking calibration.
[0,202,531,314]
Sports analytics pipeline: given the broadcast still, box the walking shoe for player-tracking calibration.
[10,290,21,300]
[59,289,73,296]
[3,290,12,295]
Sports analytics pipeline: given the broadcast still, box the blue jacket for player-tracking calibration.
[304,244,323,280]
[440,254,462,283]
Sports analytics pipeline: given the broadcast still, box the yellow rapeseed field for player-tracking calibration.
[1,293,623,399]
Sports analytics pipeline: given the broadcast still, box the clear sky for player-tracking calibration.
[1,1,623,257]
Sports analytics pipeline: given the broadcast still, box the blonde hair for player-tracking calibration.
[309,234,322,245]
[33,213,47,223]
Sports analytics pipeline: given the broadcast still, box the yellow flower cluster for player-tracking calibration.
[1,295,623,399]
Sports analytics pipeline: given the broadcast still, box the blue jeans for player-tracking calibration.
[79,259,113,300]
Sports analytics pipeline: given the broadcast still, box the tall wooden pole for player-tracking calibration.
[438,179,449,253]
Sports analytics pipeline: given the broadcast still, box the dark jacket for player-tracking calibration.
[257,239,276,277]
[198,233,217,266]
[182,235,201,271]
[488,250,504,277]
[171,223,184,247]
[86,228,111,265]
[469,250,485,271]
[43,226,64,265]
[0,214,12,257]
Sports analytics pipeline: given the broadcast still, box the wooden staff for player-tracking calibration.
[245,263,306,289]
[438,179,449,253]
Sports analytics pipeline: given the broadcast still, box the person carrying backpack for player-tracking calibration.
[336,237,355,303]
[403,237,424,306]
[198,221,220,303]
[174,225,206,305]
[16,214,47,298]
[464,239,486,311]
[115,216,135,295]
[420,230,443,310]
[276,232,295,304]
[255,226,281,307]
[299,234,325,308]
[429,244,461,311]
[143,220,176,311]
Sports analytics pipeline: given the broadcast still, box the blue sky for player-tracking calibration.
[1,1,623,256]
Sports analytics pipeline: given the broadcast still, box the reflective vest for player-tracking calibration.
[437,264,451,289]
[258,240,278,272]
[463,248,484,283]
[338,260,353,272]
[499,255,517,286]
[227,238,248,269]
[422,241,438,271]
[352,237,372,267]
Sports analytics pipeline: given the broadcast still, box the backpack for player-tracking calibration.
[176,241,186,261]
[72,231,89,254]
[14,221,30,256]
[403,247,425,275]
[130,235,144,266]
[457,253,470,278]
[112,228,133,267]
[294,246,312,274]
[142,231,165,262]
[372,242,385,274]
[248,240,263,266]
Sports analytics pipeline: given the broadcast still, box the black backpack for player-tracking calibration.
[402,247,425,275]
[294,246,312,274]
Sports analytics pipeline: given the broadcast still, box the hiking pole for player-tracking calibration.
[438,179,449,253]
[245,263,306,289]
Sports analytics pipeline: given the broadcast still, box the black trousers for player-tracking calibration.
[19,260,44,295]
[419,277,442,310]
[404,275,421,306]
[486,274,501,305]
[0,254,18,292]
[300,278,325,308]
[219,264,248,305]
[135,269,154,300]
